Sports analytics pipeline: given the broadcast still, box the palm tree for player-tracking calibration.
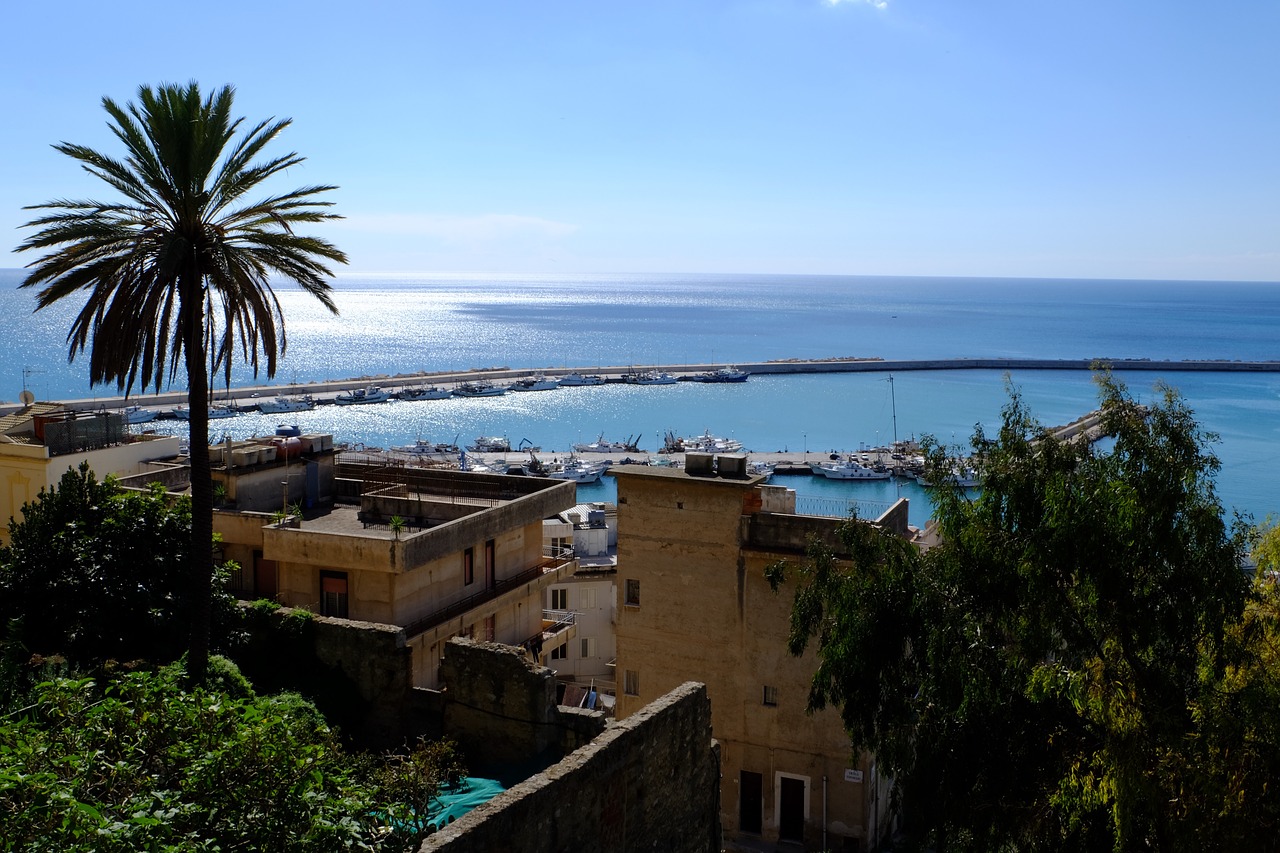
[18,82,346,681]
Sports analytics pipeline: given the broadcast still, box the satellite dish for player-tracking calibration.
[19,389,35,406]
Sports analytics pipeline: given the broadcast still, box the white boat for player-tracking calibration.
[509,375,560,392]
[334,386,390,406]
[122,405,159,424]
[558,372,606,387]
[397,385,452,401]
[172,404,238,420]
[545,456,609,483]
[257,394,315,414]
[692,366,749,383]
[468,435,512,452]
[662,429,744,453]
[453,380,506,397]
[572,433,641,453]
[393,438,460,456]
[810,457,892,480]
[625,370,678,385]
[916,467,981,488]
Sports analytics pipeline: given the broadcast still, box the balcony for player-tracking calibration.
[401,552,577,639]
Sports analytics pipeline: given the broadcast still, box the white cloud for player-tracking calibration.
[334,212,578,244]
[827,0,888,9]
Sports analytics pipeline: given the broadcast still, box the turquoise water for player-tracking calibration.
[2,270,1277,525]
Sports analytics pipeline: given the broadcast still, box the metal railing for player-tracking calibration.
[794,494,895,520]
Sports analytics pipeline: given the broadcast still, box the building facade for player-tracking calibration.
[214,457,581,689]
[0,404,181,544]
[611,455,906,851]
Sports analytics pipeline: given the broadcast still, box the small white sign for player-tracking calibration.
[844,769,864,783]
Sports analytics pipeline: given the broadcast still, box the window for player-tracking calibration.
[624,669,639,696]
[484,539,496,589]
[483,614,495,642]
[582,587,596,609]
[463,547,474,585]
[551,643,568,661]
[625,578,641,607]
[550,587,568,610]
[763,685,778,707]
[320,571,349,618]
[581,637,597,659]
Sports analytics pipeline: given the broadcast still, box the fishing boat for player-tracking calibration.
[257,394,315,414]
[692,366,750,383]
[334,386,390,405]
[916,467,981,488]
[558,372,606,387]
[122,405,159,424]
[545,455,609,483]
[661,429,744,453]
[624,370,678,385]
[453,380,506,398]
[173,404,238,420]
[397,385,452,401]
[468,435,512,453]
[508,375,560,392]
[810,457,892,480]
[393,438,461,456]
[572,433,642,453]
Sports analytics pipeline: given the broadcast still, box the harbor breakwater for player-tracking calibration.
[8,357,1280,417]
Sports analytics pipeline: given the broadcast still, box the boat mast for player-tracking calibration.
[888,374,898,446]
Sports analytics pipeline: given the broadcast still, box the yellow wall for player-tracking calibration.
[613,468,878,849]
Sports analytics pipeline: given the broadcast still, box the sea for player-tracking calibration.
[3,269,1278,529]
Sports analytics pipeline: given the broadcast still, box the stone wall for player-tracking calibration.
[424,681,721,853]
[440,638,607,766]
[232,604,416,748]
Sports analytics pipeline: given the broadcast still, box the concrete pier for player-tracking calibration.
[4,356,1278,417]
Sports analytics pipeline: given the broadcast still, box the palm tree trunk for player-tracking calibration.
[184,279,213,684]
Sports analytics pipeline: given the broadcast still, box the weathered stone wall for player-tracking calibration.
[423,681,721,853]
[440,638,607,765]
[232,604,417,748]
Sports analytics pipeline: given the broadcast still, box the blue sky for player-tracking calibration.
[2,1,1276,280]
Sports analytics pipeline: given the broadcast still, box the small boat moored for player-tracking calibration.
[334,386,391,406]
[508,375,560,392]
[468,435,512,453]
[557,372,606,387]
[453,380,506,398]
[257,394,315,414]
[810,457,892,480]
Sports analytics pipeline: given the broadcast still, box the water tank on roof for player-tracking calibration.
[273,436,304,460]
[276,424,302,437]
[587,509,606,526]
[685,452,714,475]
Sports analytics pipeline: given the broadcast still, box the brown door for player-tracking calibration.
[779,776,805,843]
[739,771,763,834]
[253,551,277,599]
[484,538,496,589]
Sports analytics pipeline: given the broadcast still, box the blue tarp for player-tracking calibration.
[426,777,506,828]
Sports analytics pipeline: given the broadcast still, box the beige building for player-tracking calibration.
[214,456,581,689]
[542,502,619,707]
[612,453,907,851]
[0,403,181,544]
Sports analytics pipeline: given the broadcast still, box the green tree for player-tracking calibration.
[769,373,1263,851]
[0,464,236,665]
[0,660,466,851]
[18,82,346,682]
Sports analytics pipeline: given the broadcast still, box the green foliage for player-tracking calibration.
[771,373,1275,851]
[0,465,237,665]
[0,660,464,851]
